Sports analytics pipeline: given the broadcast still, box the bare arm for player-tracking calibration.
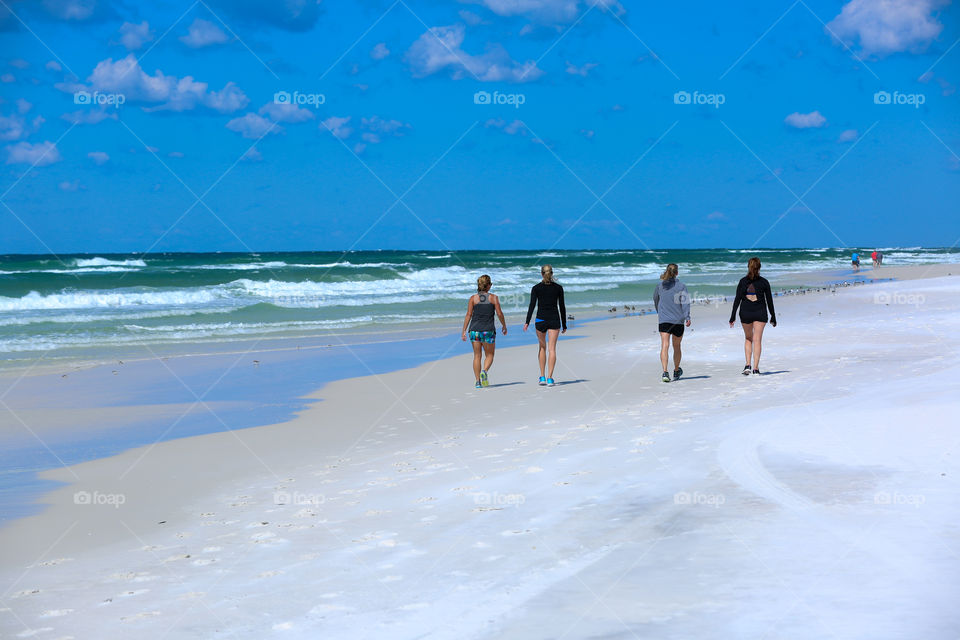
[461,296,475,340]
[491,294,508,334]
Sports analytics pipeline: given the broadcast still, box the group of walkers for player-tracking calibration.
[461,259,776,388]
[851,249,883,272]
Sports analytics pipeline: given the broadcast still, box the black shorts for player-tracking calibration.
[535,319,561,332]
[658,322,684,337]
[739,307,768,324]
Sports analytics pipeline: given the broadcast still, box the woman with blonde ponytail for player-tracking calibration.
[523,264,566,386]
[653,263,691,382]
[461,274,507,388]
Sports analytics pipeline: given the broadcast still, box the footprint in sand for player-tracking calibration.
[257,570,283,578]
[120,611,161,622]
[250,531,276,542]
[16,626,54,637]
[379,575,403,582]
[202,546,221,553]
[39,609,73,618]
[34,558,71,567]
[192,558,216,566]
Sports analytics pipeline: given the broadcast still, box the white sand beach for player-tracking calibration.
[1,266,959,639]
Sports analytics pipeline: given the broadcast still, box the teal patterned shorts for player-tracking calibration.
[469,330,496,344]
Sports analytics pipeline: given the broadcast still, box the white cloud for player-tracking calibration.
[565,61,598,76]
[707,211,727,221]
[9,59,29,69]
[1,73,14,83]
[459,10,484,25]
[88,151,110,164]
[46,61,63,72]
[259,101,315,123]
[168,151,184,158]
[59,180,81,191]
[784,110,827,128]
[826,0,948,57]
[580,128,594,138]
[406,24,543,82]
[119,21,153,50]
[61,55,248,113]
[62,110,118,125]
[241,146,262,162]
[837,129,858,142]
[361,116,409,135]
[321,116,353,139]
[474,0,624,23]
[180,18,229,48]
[226,113,281,139]
[485,118,527,135]
[5,141,61,166]
[0,108,42,142]
[370,42,390,60]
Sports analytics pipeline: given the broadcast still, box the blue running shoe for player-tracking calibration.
[538,376,547,386]
[546,378,556,386]
[475,381,482,389]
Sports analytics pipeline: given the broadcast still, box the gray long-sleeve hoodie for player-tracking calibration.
[653,278,691,324]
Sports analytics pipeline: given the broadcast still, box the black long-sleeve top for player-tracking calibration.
[729,276,776,323]
[525,282,566,330]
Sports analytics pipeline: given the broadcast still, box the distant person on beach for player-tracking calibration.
[653,263,691,383]
[729,257,777,375]
[524,265,566,387]
[461,274,507,389]
[852,251,860,272]
[871,250,878,267]
[877,251,883,266]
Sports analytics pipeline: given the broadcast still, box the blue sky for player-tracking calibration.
[1,0,958,252]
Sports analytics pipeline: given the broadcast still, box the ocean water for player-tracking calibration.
[1,248,956,361]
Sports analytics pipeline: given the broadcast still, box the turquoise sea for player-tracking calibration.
[1,247,957,362]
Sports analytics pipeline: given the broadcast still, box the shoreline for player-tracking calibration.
[0,263,955,527]
[1,267,958,637]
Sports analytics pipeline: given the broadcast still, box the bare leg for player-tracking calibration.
[741,322,754,366]
[751,321,767,370]
[471,341,482,381]
[672,334,683,371]
[482,342,495,374]
[546,329,560,379]
[659,332,670,372]
[537,330,547,378]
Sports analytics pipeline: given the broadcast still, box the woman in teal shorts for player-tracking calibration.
[461,274,508,388]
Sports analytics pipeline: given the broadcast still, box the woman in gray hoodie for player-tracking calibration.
[653,263,691,383]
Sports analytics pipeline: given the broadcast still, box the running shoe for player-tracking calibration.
[752,369,761,375]
[673,367,683,380]
[480,370,489,387]
[538,376,547,386]
[475,381,482,389]
[546,378,556,386]
[661,371,671,383]
[742,365,751,376]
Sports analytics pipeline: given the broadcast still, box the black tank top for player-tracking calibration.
[469,292,496,332]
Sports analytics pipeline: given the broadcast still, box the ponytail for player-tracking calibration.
[660,263,678,280]
[540,264,556,284]
[747,257,761,279]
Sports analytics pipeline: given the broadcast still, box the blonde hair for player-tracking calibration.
[477,274,492,293]
[747,257,761,279]
[660,263,678,280]
[540,264,555,284]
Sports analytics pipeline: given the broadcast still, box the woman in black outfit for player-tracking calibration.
[729,257,776,375]
[523,264,566,386]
